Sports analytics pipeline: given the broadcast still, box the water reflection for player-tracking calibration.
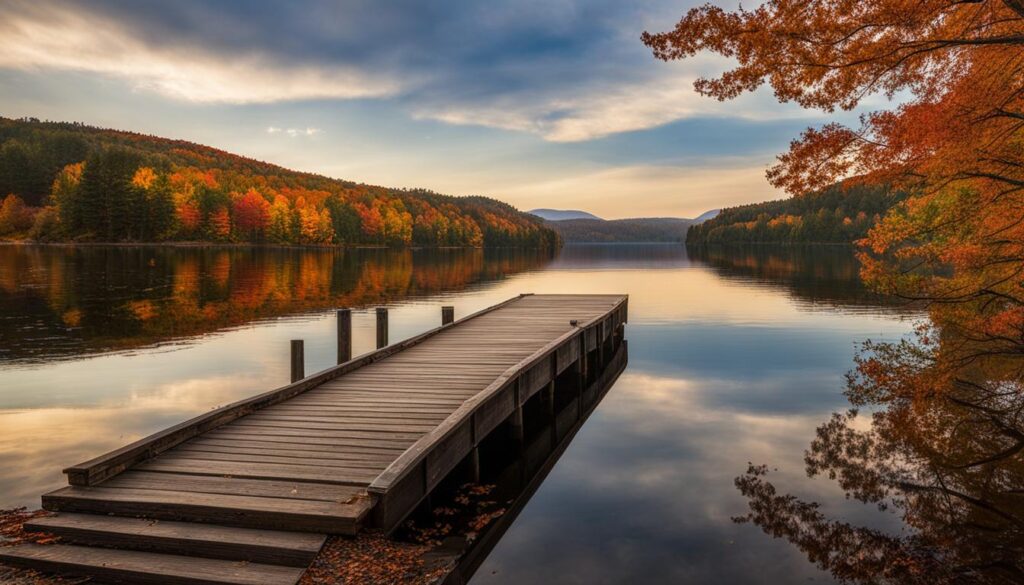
[734,334,1024,583]
[0,246,552,363]
[0,244,923,583]
[687,244,916,314]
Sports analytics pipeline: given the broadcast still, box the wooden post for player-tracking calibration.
[470,446,481,484]
[571,321,587,393]
[510,407,524,443]
[290,340,304,383]
[337,309,352,364]
[574,329,587,416]
[376,308,388,349]
[546,354,558,445]
[441,305,454,325]
[510,380,524,443]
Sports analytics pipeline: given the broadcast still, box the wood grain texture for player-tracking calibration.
[25,513,325,567]
[0,544,307,585]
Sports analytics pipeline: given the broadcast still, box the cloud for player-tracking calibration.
[0,2,401,103]
[413,66,807,143]
[266,126,322,137]
[493,159,782,218]
[0,0,814,142]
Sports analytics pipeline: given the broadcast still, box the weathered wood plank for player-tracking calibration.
[136,459,381,485]
[25,513,325,568]
[43,486,373,534]
[105,471,362,502]
[0,544,307,585]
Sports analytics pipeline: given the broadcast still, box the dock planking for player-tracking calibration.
[1,293,627,584]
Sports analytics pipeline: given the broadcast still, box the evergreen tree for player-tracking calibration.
[78,148,141,240]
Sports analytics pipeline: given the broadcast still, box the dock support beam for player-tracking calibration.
[510,380,525,444]
[442,306,454,326]
[376,308,389,349]
[571,320,587,394]
[470,447,481,483]
[543,379,557,445]
[542,381,555,419]
[290,340,304,383]
[337,309,352,364]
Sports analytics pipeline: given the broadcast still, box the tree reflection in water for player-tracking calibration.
[0,246,553,363]
[735,326,1024,584]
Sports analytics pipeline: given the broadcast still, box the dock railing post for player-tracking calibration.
[337,308,352,364]
[376,307,389,349]
[290,339,304,383]
[442,305,454,326]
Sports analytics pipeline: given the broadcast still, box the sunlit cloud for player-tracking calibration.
[415,75,809,143]
[267,126,323,137]
[0,1,811,142]
[494,160,782,218]
[0,4,401,103]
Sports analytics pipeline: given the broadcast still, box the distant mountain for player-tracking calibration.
[543,217,693,243]
[694,209,720,222]
[538,208,719,243]
[528,208,603,221]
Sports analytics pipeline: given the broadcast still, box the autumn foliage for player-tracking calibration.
[646,2,1024,582]
[645,0,1024,410]
[644,0,1024,315]
[0,118,559,249]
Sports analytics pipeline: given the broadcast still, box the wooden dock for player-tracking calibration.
[0,293,628,585]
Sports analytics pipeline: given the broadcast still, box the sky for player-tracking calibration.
[0,0,840,219]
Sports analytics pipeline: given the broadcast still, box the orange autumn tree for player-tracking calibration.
[644,0,1024,307]
[644,0,1024,388]
[232,188,271,241]
[645,3,1024,582]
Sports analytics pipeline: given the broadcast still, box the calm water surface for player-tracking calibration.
[0,243,917,584]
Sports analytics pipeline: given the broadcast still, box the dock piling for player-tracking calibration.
[337,309,352,364]
[375,308,389,349]
[470,447,481,483]
[510,380,525,444]
[290,339,304,383]
[442,305,454,325]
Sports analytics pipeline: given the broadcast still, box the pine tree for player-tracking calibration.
[78,148,141,240]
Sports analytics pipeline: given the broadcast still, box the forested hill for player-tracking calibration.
[545,217,694,242]
[685,183,903,245]
[0,117,559,248]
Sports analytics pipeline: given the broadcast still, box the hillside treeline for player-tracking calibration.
[545,217,693,242]
[686,184,902,245]
[0,118,559,248]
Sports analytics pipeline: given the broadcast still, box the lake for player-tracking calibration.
[0,243,917,583]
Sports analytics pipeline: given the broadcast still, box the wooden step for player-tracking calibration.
[0,543,306,585]
[42,485,373,534]
[24,513,325,567]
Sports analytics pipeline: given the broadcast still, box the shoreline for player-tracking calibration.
[1,239,858,249]
[0,240,559,251]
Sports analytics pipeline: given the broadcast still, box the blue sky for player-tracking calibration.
[0,0,836,218]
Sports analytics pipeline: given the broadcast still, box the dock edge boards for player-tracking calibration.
[366,294,628,531]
